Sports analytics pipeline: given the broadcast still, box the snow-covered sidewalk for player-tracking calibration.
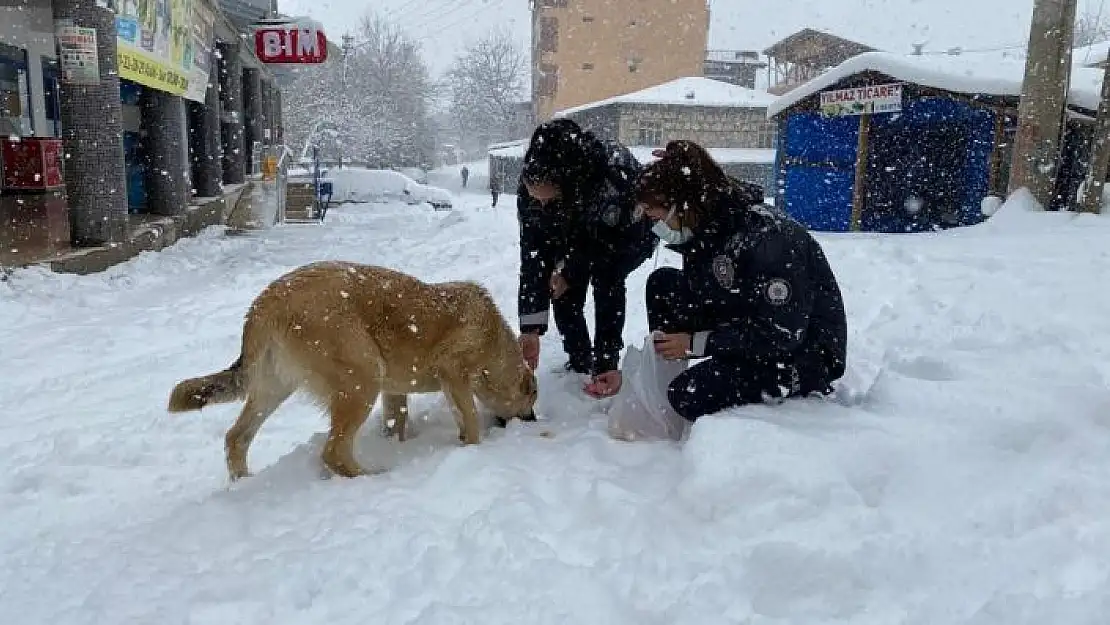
[2,195,1110,624]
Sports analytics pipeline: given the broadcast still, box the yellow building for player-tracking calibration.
[530,0,710,121]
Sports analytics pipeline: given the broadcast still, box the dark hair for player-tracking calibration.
[636,140,733,230]
[521,119,605,203]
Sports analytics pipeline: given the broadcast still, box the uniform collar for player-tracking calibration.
[665,201,747,255]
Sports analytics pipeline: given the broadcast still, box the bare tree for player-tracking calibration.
[1074,9,1110,47]
[445,28,528,154]
[282,12,436,169]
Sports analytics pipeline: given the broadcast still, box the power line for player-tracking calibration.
[396,0,480,28]
[415,0,507,42]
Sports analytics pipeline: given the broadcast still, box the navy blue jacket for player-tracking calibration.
[517,139,657,334]
[669,189,847,388]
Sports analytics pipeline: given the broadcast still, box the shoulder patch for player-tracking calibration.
[765,278,791,306]
[712,255,735,289]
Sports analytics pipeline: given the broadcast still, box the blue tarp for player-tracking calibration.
[775,91,1005,233]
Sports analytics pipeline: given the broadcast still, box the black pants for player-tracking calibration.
[553,251,650,374]
[646,267,813,422]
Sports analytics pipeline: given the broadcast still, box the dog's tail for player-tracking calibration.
[167,356,247,412]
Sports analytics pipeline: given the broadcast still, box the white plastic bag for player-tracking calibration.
[607,334,691,442]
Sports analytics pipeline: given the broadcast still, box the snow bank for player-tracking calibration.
[768,51,1107,117]
[4,195,1110,623]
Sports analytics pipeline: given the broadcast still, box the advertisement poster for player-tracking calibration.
[56,25,100,85]
[182,1,214,102]
[114,0,214,102]
[819,83,904,117]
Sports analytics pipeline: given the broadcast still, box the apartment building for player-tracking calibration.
[530,0,709,121]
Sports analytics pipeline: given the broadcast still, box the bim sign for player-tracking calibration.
[254,24,328,64]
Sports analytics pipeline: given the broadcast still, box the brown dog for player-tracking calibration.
[167,261,538,480]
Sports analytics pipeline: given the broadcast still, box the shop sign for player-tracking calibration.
[819,83,904,117]
[113,0,215,102]
[254,22,328,64]
[56,24,100,85]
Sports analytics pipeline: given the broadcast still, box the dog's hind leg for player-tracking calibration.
[322,382,380,478]
[382,393,409,442]
[225,382,293,481]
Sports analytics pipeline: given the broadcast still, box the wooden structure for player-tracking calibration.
[769,53,1106,233]
[763,29,876,95]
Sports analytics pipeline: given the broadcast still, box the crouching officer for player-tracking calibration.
[516,119,657,397]
[635,140,848,421]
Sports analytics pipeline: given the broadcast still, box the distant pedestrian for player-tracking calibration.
[460,165,470,189]
[490,171,502,208]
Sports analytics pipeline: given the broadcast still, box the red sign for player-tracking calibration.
[254,24,328,64]
[2,138,64,191]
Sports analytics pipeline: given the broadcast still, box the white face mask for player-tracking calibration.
[651,207,694,245]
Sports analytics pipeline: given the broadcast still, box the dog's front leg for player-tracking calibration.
[443,379,481,445]
[382,393,409,441]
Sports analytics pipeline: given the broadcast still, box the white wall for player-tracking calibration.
[0,0,58,137]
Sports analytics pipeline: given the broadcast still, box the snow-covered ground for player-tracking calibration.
[2,191,1110,624]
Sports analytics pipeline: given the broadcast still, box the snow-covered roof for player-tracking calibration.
[487,142,775,165]
[767,51,1108,118]
[1073,41,1110,67]
[555,77,777,117]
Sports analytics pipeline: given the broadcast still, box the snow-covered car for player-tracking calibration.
[396,167,429,184]
[324,168,453,210]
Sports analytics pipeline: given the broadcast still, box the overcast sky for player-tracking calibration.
[281,0,1106,78]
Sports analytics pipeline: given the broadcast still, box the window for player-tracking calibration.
[0,43,31,136]
[540,0,568,6]
[537,62,558,98]
[41,57,61,137]
[637,121,663,146]
[538,17,559,54]
[582,62,594,71]
[627,56,642,73]
[582,15,595,22]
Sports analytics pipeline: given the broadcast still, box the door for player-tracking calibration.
[866,122,968,232]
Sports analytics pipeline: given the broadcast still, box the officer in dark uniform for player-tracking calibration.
[635,140,848,421]
[516,119,658,397]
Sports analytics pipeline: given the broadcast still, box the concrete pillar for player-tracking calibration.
[52,0,128,246]
[242,67,262,173]
[259,79,272,143]
[187,60,222,198]
[140,90,189,215]
[217,41,245,184]
[273,88,283,145]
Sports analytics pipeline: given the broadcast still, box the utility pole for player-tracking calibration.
[1007,0,1078,208]
[1077,49,1110,214]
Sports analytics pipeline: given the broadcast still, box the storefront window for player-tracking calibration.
[41,57,61,138]
[0,42,32,137]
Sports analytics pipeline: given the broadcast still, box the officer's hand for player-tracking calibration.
[550,272,569,299]
[520,332,541,369]
[653,333,693,360]
[585,371,622,398]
